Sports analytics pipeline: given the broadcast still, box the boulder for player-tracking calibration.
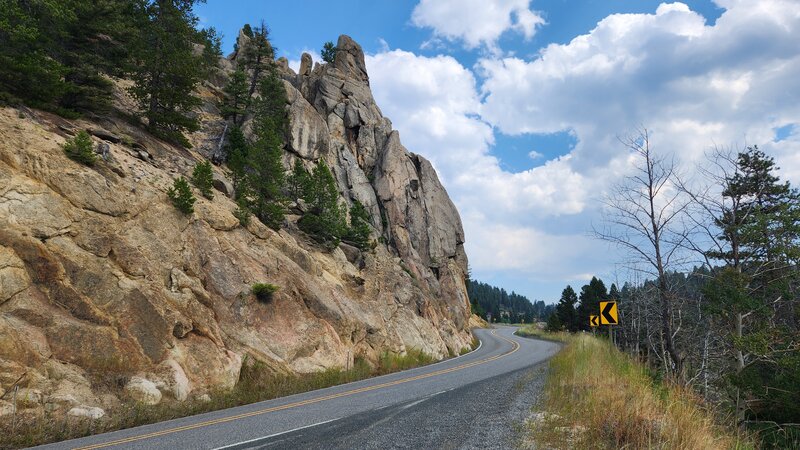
[339,242,362,266]
[212,172,234,198]
[157,359,191,401]
[68,405,105,420]
[125,377,162,405]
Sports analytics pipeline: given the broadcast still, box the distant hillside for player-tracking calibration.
[467,280,553,323]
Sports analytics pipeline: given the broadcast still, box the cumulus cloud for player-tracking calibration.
[528,150,543,159]
[411,0,545,52]
[366,0,800,298]
[479,1,800,182]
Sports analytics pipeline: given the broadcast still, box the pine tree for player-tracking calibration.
[167,177,195,214]
[344,200,372,250]
[321,41,337,63]
[287,159,311,200]
[240,21,274,98]
[555,285,578,332]
[226,125,249,175]
[299,160,347,249]
[63,131,97,166]
[129,0,206,146]
[221,69,249,125]
[704,146,800,424]
[191,160,214,199]
[577,277,608,331]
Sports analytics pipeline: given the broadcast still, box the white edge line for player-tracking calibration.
[212,417,342,450]
[421,331,484,369]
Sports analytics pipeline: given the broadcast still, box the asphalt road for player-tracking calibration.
[40,326,561,450]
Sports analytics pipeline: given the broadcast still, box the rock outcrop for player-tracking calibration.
[0,34,471,418]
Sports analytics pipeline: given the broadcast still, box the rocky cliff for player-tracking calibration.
[0,35,471,417]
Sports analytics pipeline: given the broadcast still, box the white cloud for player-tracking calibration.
[411,0,545,52]
[528,150,543,159]
[365,0,800,299]
[479,0,800,185]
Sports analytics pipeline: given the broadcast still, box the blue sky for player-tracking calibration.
[197,1,800,303]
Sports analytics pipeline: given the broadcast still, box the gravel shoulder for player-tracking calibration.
[244,356,552,450]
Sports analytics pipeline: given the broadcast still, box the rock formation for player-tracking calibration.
[0,34,471,418]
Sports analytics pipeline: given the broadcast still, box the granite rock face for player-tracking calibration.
[0,34,471,418]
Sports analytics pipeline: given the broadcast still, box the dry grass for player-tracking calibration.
[515,324,571,342]
[526,334,754,449]
[0,349,436,449]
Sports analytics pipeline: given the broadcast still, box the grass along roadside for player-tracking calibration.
[523,333,753,449]
[0,341,479,449]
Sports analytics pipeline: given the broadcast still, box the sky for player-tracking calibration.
[197,0,800,303]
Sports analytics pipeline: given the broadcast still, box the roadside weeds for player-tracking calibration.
[518,332,754,450]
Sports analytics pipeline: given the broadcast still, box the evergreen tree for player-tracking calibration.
[321,41,337,63]
[704,146,800,424]
[0,0,69,108]
[167,176,195,214]
[343,200,372,250]
[240,20,274,98]
[287,159,311,200]
[63,131,97,166]
[555,285,578,331]
[191,160,214,199]
[129,0,206,145]
[221,69,249,125]
[299,160,347,249]
[225,125,249,174]
[0,0,137,114]
[577,277,609,331]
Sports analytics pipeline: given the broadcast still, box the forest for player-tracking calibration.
[467,279,553,324]
[549,132,799,448]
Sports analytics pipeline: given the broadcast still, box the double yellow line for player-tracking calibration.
[75,330,520,449]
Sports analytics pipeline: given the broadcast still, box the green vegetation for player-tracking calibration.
[239,21,274,98]
[0,349,437,448]
[321,41,337,63]
[229,68,288,230]
[220,69,249,125]
[467,279,553,323]
[343,200,372,250]
[167,177,195,215]
[63,131,97,166]
[524,334,751,449]
[251,283,278,302]
[191,160,214,199]
[128,0,210,146]
[297,160,348,249]
[0,0,217,142]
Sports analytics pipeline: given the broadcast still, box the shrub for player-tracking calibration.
[191,160,214,199]
[234,201,251,226]
[252,283,278,302]
[167,177,195,214]
[63,130,97,166]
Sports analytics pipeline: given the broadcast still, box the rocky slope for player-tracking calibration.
[0,34,471,418]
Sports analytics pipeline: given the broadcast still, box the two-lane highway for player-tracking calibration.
[41,327,560,450]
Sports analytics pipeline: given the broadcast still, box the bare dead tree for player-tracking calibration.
[593,128,690,378]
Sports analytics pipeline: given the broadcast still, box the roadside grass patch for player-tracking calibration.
[526,334,753,449]
[0,347,439,449]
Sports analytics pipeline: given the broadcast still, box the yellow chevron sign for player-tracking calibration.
[589,315,599,327]
[600,301,618,325]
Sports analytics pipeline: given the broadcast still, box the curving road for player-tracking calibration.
[40,326,560,450]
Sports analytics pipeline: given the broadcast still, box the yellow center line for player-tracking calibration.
[74,330,521,450]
